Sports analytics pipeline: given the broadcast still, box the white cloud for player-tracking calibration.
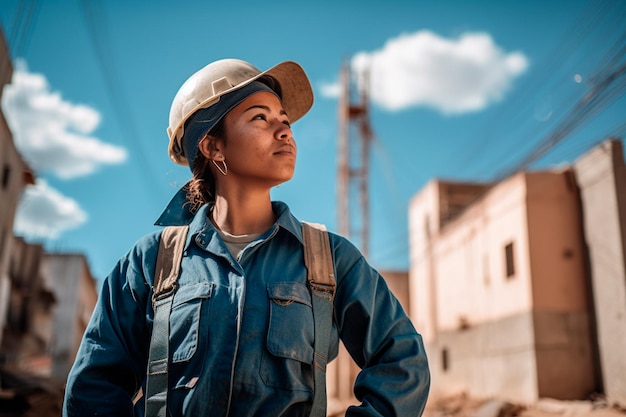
[1,60,128,179]
[13,179,87,240]
[321,30,528,115]
[319,81,342,99]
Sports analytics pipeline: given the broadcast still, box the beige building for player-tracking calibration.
[408,138,626,406]
[40,253,98,381]
[0,27,35,350]
[0,25,98,396]
[574,140,626,408]
[0,236,55,377]
[2,252,98,381]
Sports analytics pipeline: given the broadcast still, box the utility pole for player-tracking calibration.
[332,59,375,409]
[337,59,373,258]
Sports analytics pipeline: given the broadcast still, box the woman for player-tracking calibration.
[63,58,430,416]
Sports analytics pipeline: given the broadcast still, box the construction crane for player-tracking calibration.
[337,58,373,258]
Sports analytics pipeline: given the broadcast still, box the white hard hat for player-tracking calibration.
[167,58,314,166]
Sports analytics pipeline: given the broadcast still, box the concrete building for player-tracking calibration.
[1,250,97,383]
[0,236,55,377]
[40,253,98,381]
[408,138,626,406]
[0,238,65,415]
[0,25,35,350]
[574,140,626,407]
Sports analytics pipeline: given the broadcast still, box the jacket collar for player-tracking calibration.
[154,186,304,244]
[154,183,195,227]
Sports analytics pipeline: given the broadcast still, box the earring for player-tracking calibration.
[212,159,228,176]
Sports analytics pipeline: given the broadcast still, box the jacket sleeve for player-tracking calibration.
[331,234,430,417]
[62,234,158,417]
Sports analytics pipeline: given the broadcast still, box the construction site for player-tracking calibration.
[2,1,626,416]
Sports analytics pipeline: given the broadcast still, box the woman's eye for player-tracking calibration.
[283,120,291,127]
[253,114,267,121]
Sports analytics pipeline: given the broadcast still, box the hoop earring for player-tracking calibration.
[212,159,228,176]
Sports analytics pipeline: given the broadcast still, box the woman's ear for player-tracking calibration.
[198,135,222,160]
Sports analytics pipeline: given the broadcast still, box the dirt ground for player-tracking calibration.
[424,393,626,417]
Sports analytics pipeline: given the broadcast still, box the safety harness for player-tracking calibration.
[144,222,336,417]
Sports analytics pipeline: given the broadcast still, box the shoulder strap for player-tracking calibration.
[145,225,189,417]
[153,225,189,301]
[302,221,336,417]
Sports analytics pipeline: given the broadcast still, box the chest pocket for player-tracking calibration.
[170,282,214,363]
[261,282,314,392]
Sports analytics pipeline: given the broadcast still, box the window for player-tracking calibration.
[442,347,449,372]
[2,164,10,189]
[505,242,515,278]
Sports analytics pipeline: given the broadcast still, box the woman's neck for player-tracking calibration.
[211,190,275,236]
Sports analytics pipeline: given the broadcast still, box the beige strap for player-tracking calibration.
[302,222,335,292]
[153,225,189,303]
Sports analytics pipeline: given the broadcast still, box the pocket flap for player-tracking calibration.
[172,282,214,308]
[267,282,311,306]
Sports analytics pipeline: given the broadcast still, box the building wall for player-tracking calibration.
[409,170,596,403]
[1,237,44,360]
[40,254,98,381]
[0,28,34,350]
[409,175,538,402]
[574,139,626,407]
[436,176,533,328]
[525,171,596,399]
[408,180,441,344]
[0,29,15,350]
[526,171,588,311]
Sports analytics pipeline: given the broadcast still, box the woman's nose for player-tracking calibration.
[275,121,293,141]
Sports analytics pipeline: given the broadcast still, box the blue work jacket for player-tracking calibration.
[63,201,430,416]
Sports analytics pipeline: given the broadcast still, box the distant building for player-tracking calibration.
[0,236,55,376]
[0,24,97,413]
[40,253,98,381]
[408,138,626,407]
[574,140,626,408]
[0,24,35,351]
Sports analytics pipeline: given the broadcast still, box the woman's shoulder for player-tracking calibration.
[320,230,366,273]
[325,230,359,253]
[114,229,163,275]
[129,229,163,256]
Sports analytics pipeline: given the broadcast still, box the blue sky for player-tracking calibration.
[1,0,625,283]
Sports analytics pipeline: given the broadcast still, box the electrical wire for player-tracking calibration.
[496,62,626,180]
[459,0,626,179]
[0,0,39,81]
[78,0,165,203]
[8,0,38,57]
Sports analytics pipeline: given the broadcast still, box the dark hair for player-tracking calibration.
[185,118,226,213]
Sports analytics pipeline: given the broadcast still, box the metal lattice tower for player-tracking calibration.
[337,59,373,258]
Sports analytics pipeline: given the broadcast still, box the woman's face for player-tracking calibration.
[217,91,296,188]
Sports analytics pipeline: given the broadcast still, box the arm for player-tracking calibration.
[331,236,430,417]
[63,236,157,417]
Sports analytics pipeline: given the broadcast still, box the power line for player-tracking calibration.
[496,62,626,180]
[8,0,39,57]
[459,0,626,178]
[78,0,165,203]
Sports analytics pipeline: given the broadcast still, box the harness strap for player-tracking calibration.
[145,225,189,417]
[302,222,336,417]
